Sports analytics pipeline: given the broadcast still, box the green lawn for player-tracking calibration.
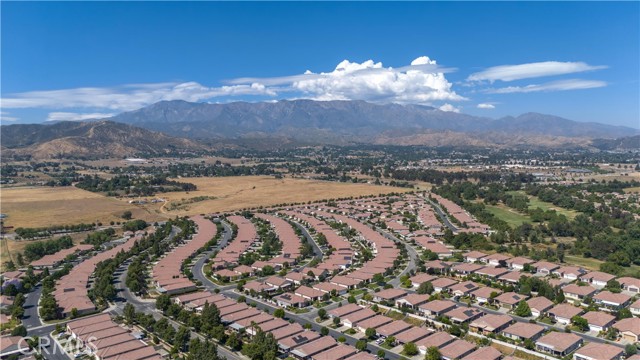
[565,255,640,276]
[484,203,532,228]
[526,196,579,219]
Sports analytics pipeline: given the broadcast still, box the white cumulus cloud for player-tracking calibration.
[468,61,607,82]
[229,56,465,104]
[46,112,117,122]
[485,79,607,94]
[477,103,495,109]
[1,56,463,114]
[439,103,461,113]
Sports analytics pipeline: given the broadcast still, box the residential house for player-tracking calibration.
[527,297,554,318]
[449,281,480,298]
[295,286,325,301]
[355,315,393,333]
[593,291,632,312]
[290,336,337,359]
[461,346,502,360]
[342,308,376,329]
[439,340,476,360]
[582,311,616,332]
[463,251,487,263]
[483,253,512,267]
[508,257,535,271]
[431,278,458,293]
[396,294,430,310]
[535,332,582,357]
[618,277,640,294]
[494,292,528,310]
[548,304,583,325]
[533,261,560,275]
[613,317,640,343]
[418,300,457,319]
[631,299,640,317]
[573,343,623,360]
[579,271,615,287]
[274,293,309,308]
[416,332,455,355]
[562,284,597,303]
[469,314,513,335]
[312,344,357,360]
[328,304,362,319]
[372,288,407,304]
[409,273,437,288]
[376,320,413,339]
[394,327,433,345]
[471,287,502,305]
[501,322,545,341]
[553,266,588,281]
[444,307,484,324]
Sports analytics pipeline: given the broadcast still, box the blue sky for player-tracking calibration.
[1,1,639,128]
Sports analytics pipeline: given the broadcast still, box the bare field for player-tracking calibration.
[147,176,411,216]
[0,186,159,229]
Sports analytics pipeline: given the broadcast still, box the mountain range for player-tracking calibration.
[108,99,639,142]
[2,100,638,159]
[1,120,205,159]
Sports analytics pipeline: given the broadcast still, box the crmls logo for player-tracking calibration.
[18,336,98,356]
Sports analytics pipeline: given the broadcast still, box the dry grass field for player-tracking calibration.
[148,176,410,216]
[0,186,157,230]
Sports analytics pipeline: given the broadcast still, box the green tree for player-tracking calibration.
[365,328,376,339]
[318,308,327,320]
[11,326,27,337]
[333,317,341,326]
[174,326,191,352]
[226,332,242,351]
[356,339,368,351]
[347,295,357,304]
[403,342,418,356]
[320,327,329,336]
[156,294,171,312]
[242,328,278,360]
[425,346,441,360]
[417,282,434,295]
[124,303,136,324]
[571,316,589,331]
[514,300,532,317]
[122,211,133,220]
[273,308,285,318]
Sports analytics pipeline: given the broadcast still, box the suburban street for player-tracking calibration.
[426,199,458,232]
[22,283,43,329]
[290,220,324,260]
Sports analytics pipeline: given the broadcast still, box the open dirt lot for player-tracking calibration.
[146,176,410,216]
[0,186,157,230]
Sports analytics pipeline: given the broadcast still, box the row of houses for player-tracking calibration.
[152,215,216,295]
[65,313,161,360]
[54,233,144,317]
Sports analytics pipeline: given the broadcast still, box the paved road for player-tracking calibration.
[426,199,458,232]
[378,229,418,287]
[289,219,324,260]
[113,258,242,360]
[192,221,234,292]
[222,290,398,360]
[110,222,242,360]
[28,325,70,360]
[22,283,43,329]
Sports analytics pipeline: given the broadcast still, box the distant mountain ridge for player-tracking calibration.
[106,99,639,142]
[1,120,206,159]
